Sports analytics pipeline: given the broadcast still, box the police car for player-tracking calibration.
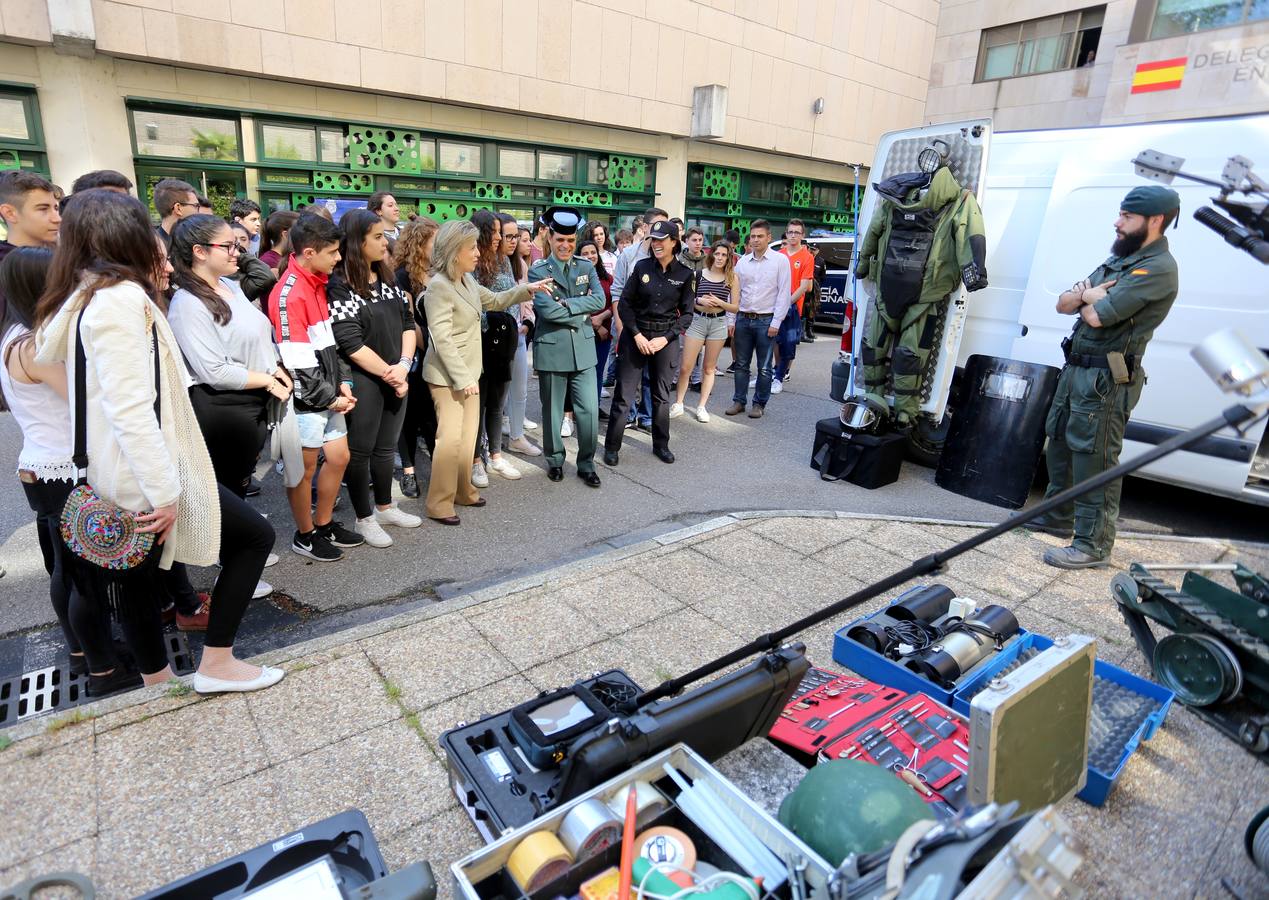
[770,231,855,333]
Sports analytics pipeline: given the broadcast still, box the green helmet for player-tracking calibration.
[777,760,931,864]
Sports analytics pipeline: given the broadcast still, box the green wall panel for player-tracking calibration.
[312,171,374,193]
[607,155,647,192]
[701,166,741,201]
[349,125,425,175]
[791,178,811,208]
[727,201,743,216]
[475,182,512,201]
[418,199,492,221]
[553,188,612,206]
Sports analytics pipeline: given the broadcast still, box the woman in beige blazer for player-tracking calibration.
[421,220,551,523]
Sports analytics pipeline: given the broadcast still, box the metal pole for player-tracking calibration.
[636,400,1268,707]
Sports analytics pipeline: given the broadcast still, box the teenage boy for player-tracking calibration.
[230,197,263,253]
[153,178,199,247]
[0,171,61,258]
[773,218,814,393]
[268,215,363,561]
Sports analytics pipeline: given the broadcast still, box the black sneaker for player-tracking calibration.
[400,472,420,498]
[292,529,343,562]
[245,478,262,497]
[86,667,143,698]
[317,520,365,548]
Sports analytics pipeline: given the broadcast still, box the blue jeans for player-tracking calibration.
[732,314,775,406]
[595,336,612,404]
[775,307,801,382]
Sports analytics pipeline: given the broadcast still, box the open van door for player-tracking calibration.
[839,119,992,424]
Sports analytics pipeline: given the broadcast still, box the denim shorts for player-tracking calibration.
[687,313,729,342]
[296,410,348,449]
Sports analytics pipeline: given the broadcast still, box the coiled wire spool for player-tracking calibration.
[1246,805,1269,873]
[1152,632,1243,706]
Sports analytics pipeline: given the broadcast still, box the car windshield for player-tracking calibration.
[810,241,853,270]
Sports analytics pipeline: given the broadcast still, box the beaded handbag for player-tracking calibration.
[59,308,162,573]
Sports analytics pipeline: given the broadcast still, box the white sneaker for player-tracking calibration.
[771,378,784,394]
[561,416,575,438]
[264,552,279,568]
[355,515,393,547]
[668,402,684,419]
[487,456,522,480]
[601,387,612,398]
[507,436,542,457]
[695,406,711,423]
[253,580,273,599]
[471,461,490,488]
[375,503,422,528]
[524,418,538,431]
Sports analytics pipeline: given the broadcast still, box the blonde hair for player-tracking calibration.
[430,219,479,282]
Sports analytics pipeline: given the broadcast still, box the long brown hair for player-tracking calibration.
[337,207,395,297]
[34,189,161,329]
[170,214,234,325]
[495,212,524,282]
[471,209,501,288]
[391,217,439,295]
[705,239,738,291]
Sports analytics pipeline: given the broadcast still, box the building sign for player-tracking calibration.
[260,169,312,186]
[1131,56,1187,93]
[1191,43,1269,84]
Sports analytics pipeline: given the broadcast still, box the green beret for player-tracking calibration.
[1122,185,1181,217]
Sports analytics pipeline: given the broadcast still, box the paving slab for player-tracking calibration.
[0,512,1264,899]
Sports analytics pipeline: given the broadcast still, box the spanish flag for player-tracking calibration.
[1131,57,1187,94]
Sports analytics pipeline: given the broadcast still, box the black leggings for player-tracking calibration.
[190,384,269,498]
[346,370,406,518]
[109,483,274,672]
[478,372,511,458]
[23,478,118,672]
[398,359,436,470]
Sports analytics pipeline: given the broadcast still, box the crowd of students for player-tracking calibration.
[0,167,821,700]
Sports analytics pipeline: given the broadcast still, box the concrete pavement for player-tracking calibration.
[1,512,1265,898]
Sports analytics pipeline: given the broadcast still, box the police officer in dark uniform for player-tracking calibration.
[1029,184,1182,569]
[603,220,694,465]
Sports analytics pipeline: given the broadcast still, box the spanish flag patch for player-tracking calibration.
[1131,57,1186,94]
[1131,268,1150,275]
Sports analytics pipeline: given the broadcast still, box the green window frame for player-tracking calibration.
[0,83,48,176]
[685,163,857,237]
[129,103,243,164]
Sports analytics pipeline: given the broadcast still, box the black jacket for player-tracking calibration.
[618,256,695,339]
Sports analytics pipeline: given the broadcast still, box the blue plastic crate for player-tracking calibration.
[830,612,1032,708]
[954,634,1173,807]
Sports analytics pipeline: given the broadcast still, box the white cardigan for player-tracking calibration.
[36,280,221,569]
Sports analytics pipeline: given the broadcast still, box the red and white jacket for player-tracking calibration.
[268,260,348,413]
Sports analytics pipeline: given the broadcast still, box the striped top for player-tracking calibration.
[694,273,731,310]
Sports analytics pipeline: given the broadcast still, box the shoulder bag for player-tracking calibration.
[59,308,164,574]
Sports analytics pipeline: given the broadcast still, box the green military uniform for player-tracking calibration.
[855,166,988,427]
[1039,186,1181,565]
[529,250,607,477]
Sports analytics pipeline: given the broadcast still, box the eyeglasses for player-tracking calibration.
[173,200,199,210]
[201,241,241,255]
[502,232,519,240]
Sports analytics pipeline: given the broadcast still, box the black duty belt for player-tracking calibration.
[1065,350,1137,375]
[637,316,678,333]
[695,309,726,318]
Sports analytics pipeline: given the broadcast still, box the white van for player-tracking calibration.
[838,114,1269,506]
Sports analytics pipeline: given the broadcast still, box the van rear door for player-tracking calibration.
[845,119,992,422]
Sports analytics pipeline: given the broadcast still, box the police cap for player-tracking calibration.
[1121,185,1181,217]
[647,220,679,241]
[542,205,582,234]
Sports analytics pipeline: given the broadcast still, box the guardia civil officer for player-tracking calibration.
[603,220,694,465]
[528,207,608,486]
[1029,185,1181,570]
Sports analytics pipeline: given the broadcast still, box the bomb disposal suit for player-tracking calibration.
[854,166,988,428]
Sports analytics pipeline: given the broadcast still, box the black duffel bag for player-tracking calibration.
[810,417,906,489]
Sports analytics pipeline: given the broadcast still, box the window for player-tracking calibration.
[747,175,791,204]
[975,7,1104,81]
[132,108,241,160]
[499,147,535,179]
[0,95,29,141]
[1150,0,1269,38]
[811,185,841,208]
[319,128,347,165]
[438,140,481,174]
[537,151,574,182]
[261,123,317,161]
